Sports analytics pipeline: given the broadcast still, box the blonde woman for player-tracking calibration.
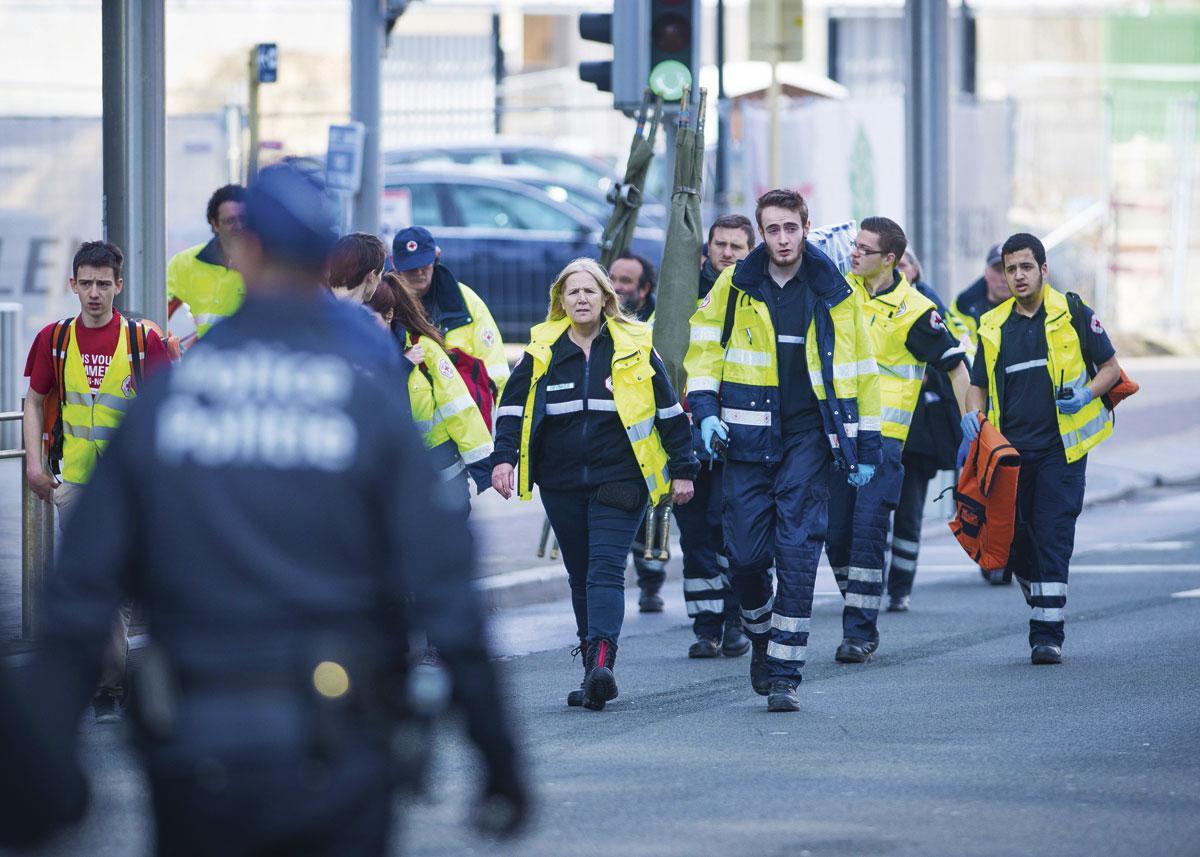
[491,258,697,711]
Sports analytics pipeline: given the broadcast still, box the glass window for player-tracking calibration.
[405,182,443,227]
[509,152,611,192]
[448,184,580,232]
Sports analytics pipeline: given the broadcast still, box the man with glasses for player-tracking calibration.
[22,241,169,723]
[166,184,248,341]
[826,218,969,662]
[390,226,510,396]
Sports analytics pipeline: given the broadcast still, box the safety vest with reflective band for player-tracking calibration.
[846,271,937,445]
[977,284,1112,463]
[683,243,882,470]
[58,317,140,484]
[405,333,494,482]
[422,268,511,396]
[517,316,672,504]
[166,240,245,338]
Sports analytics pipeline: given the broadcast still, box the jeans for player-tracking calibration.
[541,486,647,645]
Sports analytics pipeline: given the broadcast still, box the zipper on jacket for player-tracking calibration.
[581,346,591,486]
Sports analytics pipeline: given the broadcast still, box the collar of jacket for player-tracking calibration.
[196,236,231,268]
[851,269,913,309]
[731,241,853,308]
[636,291,656,323]
[528,316,650,368]
[428,264,471,331]
[698,259,720,299]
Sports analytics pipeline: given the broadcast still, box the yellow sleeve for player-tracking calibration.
[459,284,510,396]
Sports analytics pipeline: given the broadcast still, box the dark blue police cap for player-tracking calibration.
[244,161,339,271]
[392,226,438,272]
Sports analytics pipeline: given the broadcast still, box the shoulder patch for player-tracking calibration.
[437,357,455,379]
[480,327,496,348]
[604,375,614,393]
[929,310,945,331]
[1089,315,1104,335]
[700,293,712,309]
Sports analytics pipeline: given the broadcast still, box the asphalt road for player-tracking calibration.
[18,479,1200,857]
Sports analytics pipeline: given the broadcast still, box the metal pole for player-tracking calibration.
[351,0,384,235]
[715,0,728,208]
[19,401,54,641]
[102,0,166,328]
[767,0,782,188]
[247,50,261,180]
[906,0,951,302]
[1167,96,1197,334]
[0,304,20,450]
[492,12,504,137]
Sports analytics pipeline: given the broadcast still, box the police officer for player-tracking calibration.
[684,189,883,712]
[826,219,969,661]
[677,214,755,658]
[167,184,248,340]
[9,163,528,854]
[886,249,965,612]
[964,232,1121,665]
[492,258,697,711]
[390,226,511,395]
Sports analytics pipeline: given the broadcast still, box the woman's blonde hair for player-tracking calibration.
[546,257,634,324]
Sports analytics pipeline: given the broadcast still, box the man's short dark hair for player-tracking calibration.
[206,184,247,226]
[859,216,907,264]
[72,241,124,280]
[755,189,809,231]
[615,251,657,292]
[707,214,755,248]
[1001,232,1047,268]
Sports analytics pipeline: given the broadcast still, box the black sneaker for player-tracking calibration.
[886,595,910,612]
[835,639,876,664]
[767,681,800,712]
[721,618,751,657]
[583,639,619,711]
[688,637,721,659]
[1030,644,1062,665]
[93,691,122,724]
[638,589,664,613]
[750,641,771,696]
[567,641,588,707]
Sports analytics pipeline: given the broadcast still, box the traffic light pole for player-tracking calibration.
[351,0,383,235]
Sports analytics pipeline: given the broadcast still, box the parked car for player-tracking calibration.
[381,168,664,341]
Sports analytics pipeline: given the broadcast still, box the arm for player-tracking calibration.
[461,285,510,397]
[682,274,731,425]
[648,350,699,483]
[490,353,533,499]
[425,341,494,492]
[851,298,883,466]
[906,307,969,416]
[23,389,57,502]
[948,362,971,416]
[966,384,987,415]
[1090,355,1121,400]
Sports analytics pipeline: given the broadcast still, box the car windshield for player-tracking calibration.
[448,184,581,232]
[509,152,611,193]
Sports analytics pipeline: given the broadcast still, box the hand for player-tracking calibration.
[491,463,515,499]
[699,416,728,456]
[960,411,982,442]
[471,769,530,840]
[404,344,425,366]
[1057,387,1093,415]
[847,463,876,487]
[956,437,972,469]
[672,478,695,506]
[26,466,57,504]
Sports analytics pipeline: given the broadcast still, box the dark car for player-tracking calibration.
[381,168,664,341]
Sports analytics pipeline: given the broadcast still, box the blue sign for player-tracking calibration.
[326,123,366,194]
[255,43,278,84]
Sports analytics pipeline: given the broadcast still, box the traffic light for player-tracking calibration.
[578,4,649,113]
[648,0,700,103]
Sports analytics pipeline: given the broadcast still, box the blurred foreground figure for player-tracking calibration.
[1,162,528,855]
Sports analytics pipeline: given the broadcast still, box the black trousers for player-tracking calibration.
[886,454,939,599]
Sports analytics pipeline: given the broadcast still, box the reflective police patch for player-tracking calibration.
[438,357,454,379]
[1090,315,1104,334]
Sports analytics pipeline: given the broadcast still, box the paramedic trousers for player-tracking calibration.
[541,487,646,646]
[827,438,906,644]
[886,454,939,599]
[672,460,739,639]
[723,431,831,684]
[1009,447,1086,648]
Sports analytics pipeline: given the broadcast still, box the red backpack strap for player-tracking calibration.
[126,318,148,390]
[52,317,73,397]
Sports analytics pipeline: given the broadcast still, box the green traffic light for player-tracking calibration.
[649,60,692,101]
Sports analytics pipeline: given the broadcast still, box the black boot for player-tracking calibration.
[567,641,589,707]
[721,617,751,657]
[583,638,619,711]
[750,640,771,696]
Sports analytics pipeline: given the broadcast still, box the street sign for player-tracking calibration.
[255,43,278,84]
[326,122,366,195]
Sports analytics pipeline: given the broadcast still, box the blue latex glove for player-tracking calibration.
[700,416,728,456]
[1057,387,1093,415]
[847,463,876,487]
[960,411,982,442]
[956,437,972,469]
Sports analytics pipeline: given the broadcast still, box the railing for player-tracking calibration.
[0,406,55,641]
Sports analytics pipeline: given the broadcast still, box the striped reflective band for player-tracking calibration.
[860,415,882,432]
[684,577,725,593]
[881,406,914,428]
[687,376,721,393]
[847,566,881,583]
[1031,607,1064,622]
[766,641,808,662]
[741,598,774,621]
[690,326,721,342]
[687,600,724,616]
[194,313,226,327]
[460,443,494,465]
[1030,582,1068,597]
[776,334,805,345]
[436,394,476,421]
[95,393,131,411]
[1005,358,1048,375]
[720,407,771,427]
[890,555,916,571]
[833,358,878,379]
[940,345,966,362]
[845,592,881,610]
[1061,409,1111,448]
[486,362,509,379]
[495,405,524,420]
[626,416,656,442]
[726,348,771,367]
[590,399,618,412]
[892,536,920,553]
[878,363,924,380]
[770,614,810,633]
[438,459,466,481]
[413,418,434,434]
[62,423,119,442]
[63,391,92,406]
[657,403,684,419]
[545,400,584,415]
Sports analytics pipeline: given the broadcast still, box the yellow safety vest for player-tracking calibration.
[166,241,246,338]
[443,283,511,396]
[59,318,135,484]
[847,272,938,445]
[405,334,494,481]
[518,316,671,504]
[978,284,1112,463]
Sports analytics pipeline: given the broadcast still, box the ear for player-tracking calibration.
[114,277,125,295]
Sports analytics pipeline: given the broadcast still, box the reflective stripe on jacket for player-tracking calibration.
[60,318,135,484]
[407,334,494,484]
[846,271,936,445]
[683,243,882,471]
[517,316,672,504]
[978,284,1112,463]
